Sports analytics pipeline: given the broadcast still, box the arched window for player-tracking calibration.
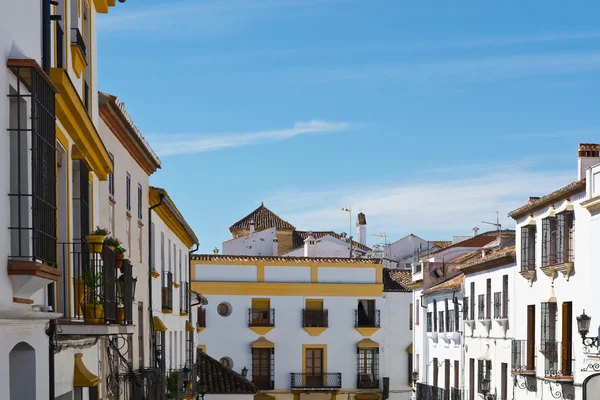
[9,342,36,400]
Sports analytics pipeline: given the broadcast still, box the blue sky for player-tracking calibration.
[97,0,600,251]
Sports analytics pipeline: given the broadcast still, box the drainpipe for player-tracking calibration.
[149,193,164,372]
[188,243,199,367]
[46,318,57,400]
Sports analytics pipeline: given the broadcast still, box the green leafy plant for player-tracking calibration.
[104,236,121,247]
[82,267,103,304]
[91,226,110,236]
[114,246,127,255]
[166,371,179,398]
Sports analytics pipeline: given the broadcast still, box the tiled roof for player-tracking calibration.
[457,246,516,272]
[383,269,412,292]
[421,230,513,260]
[449,249,483,266]
[508,180,585,219]
[422,274,464,295]
[191,254,382,264]
[430,241,452,249]
[293,230,371,252]
[229,203,295,231]
[196,351,258,394]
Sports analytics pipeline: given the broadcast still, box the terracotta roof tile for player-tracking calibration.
[421,230,513,260]
[229,204,295,231]
[293,230,371,252]
[457,246,516,272]
[422,274,464,295]
[383,269,412,292]
[191,254,382,264]
[430,241,452,249]
[508,180,585,219]
[196,351,258,394]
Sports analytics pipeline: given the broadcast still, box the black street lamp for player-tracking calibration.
[577,309,599,349]
[241,367,248,377]
[481,377,491,395]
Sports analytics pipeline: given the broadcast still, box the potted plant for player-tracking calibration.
[104,236,121,251]
[82,267,104,323]
[86,227,110,254]
[166,371,179,398]
[114,246,127,270]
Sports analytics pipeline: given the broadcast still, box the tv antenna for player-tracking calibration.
[481,212,501,231]
[372,232,388,247]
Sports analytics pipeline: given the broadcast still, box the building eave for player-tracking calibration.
[508,180,585,220]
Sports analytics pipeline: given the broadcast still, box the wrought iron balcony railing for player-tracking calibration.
[249,308,275,327]
[290,373,342,389]
[355,309,381,328]
[303,309,328,327]
[70,28,87,58]
[357,373,379,389]
[541,340,573,378]
[511,339,535,374]
[162,271,173,312]
[416,383,446,400]
[449,387,463,400]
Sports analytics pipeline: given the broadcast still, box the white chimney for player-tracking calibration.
[272,238,278,256]
[472,227,479,237]
[356,212,367,246]
[304,234,316,257]
[578,143,600,180]
[249,219,255,234]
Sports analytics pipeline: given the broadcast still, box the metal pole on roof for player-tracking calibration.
[342,207,352,258]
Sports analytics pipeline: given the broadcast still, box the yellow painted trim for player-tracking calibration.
[357,338,380,348]
[192,282,383,297]
[356,327,380,337]
[311,265,318,282]
[185,320,194,332]
[151,271,160,278]
[197,345,206,352]
[162,308,173,314]
[153,316,167,332]
[293,393,300,400]
[306,299,323,310]
[251,336,275,348]
[149,188,195,248]
[303,327,327,336]
[193,259,382,269]
[50,68,112,180]
[70,44,87,78]
[93,0,110,13]
[56,127,72,317]
[331,394,337,400]
[173,282,180,288]
[257,264,265,282]
[302,344,327,375]
[73,353,101,387]
[406,343,413,354]
[180,312,189,316]
[196,326,205,334]
[249,326,274,335]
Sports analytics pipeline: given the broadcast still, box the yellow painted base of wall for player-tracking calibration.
[249,326,274,335]
[70,45,87,78]
[355,327,380,336]
[304,327,328,336]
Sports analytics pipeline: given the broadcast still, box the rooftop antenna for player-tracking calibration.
[342,207,352,258]
[372,232,388,247]
[481,211,501,231]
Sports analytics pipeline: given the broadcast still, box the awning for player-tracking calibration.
[357,338,379,348]
[73,353,101,387]
[153,316,167,332]
[185,320,194,332]
[251,336,275,348]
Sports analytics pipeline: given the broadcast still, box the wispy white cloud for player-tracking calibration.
[151,120,350,156]
[261,162,574,240]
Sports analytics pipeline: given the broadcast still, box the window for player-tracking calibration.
[433,300,438,331]
[463,296,469,321]
[169,332,173,369]
[541,217,557,266]
[409,303,413,330]
[137,184,142,220]
[501,363,508,400]
[108,201,115,237]
[445,299,449,331]
[126,216,131,257]
[160,232,165,271]
[502,275,509,319]
[138,224,142,263]
[252,348,274,390]
[469,359,475,400]
[168,239,171,273]
[416,300,420,325]
[173,243,177,281]
[427,312,432,332]
[521,225,536,271]
[453,299,460,331]
[217,302,232,317]
[541,302,557,345]
[179,249,182,283]
[486,278,491,319]
[454,360,459,389]
[250,299,273,326]
[357,348,379,388]
[561,302,573,376]
[357,299,378,327]
[447,306,455,332]
[478,295,485,320]
[108,153,115,198]
[408,354,413,385]
[494,292,502,319]
[556,212,575,263]
[439,311,445,333]
[444,359,450,392]
[433,358,439,387]
[470,282,475,320]
[527,305,536,370]
[126,172,131,212]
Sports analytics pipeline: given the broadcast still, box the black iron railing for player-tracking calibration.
[511,339,535,373]
[84,79,89,111]
[290,373,342,389]
[303,309,328,327]
[450,387,463,400]
[249,308,275,327]
[58,241,121,323]
[114,368,161,400]
[180,281,189,314]
[355,309,381,327]
[197,308,206,328]
[493,292,502,319]
[357,373,379,389]
[542,341,573,377]
[7,64,57,268]
[162,271,173,311]
[71,28,86,58]
[416,383,446,400]
[478,295,485,320]
[118,260,134,324]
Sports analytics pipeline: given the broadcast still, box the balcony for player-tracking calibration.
[357,373,379,389]
[290,373,342,390]
[69,28,87,78]
[541,341,573,381]
[248,308,275,334]
[57,242,134,335]
[415,383,445,400]
[355,309,381,336]
[511,340,535,375]
[162,271,173,313]
[303,309,328,336]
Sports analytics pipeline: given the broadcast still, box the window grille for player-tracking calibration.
[439,311,445,333]
[463,296,469,320]
[137,183,142,220]
[556,212,574,263]
[478,295,485,320]
[427,312,432,332]
[541,217,556,266]
[520,225,536,271]
[494,292,502,319]
[126,172,131,211]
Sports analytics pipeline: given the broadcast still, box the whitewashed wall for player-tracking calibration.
[223,227,277,256]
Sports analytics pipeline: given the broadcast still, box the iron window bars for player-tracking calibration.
[162,271,173,311]
[439,311,445,333]
[126,172,131,212]
[303,309,329,327]
[556,211,574,264]
[478,360,491,394]
[71,27,87,58]
[463,296,469,321]
[252,348,275,390]
[542,340,573,377]
[447,307,455,332]
[541,217,557,266]
[180,281,190,314]
[249,308,275,327]
[416,383,446,400]
[290,373,342,389]
[478,295,485,320]
[520,225,536,271]
[7,64,57,267]
[355,309,381,328]
[541,302,557,345]
[511,339,534,372]
[357,348,379,389]
[494,292,502,319]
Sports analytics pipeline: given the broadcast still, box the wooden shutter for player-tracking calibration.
[562,302,573,376]
[454,360,459,389]
[501,363,508,400]
[445,359,450,392]
[433,358,439,387]
[527,305,536,370]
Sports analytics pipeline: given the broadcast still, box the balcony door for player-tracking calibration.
[252,348,272,390]
[561,302,573,376]
[305,348,324,387]
[527,305,536,370]
[358,348,378,388]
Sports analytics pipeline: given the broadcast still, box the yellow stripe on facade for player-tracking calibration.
[191,282,383,297]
